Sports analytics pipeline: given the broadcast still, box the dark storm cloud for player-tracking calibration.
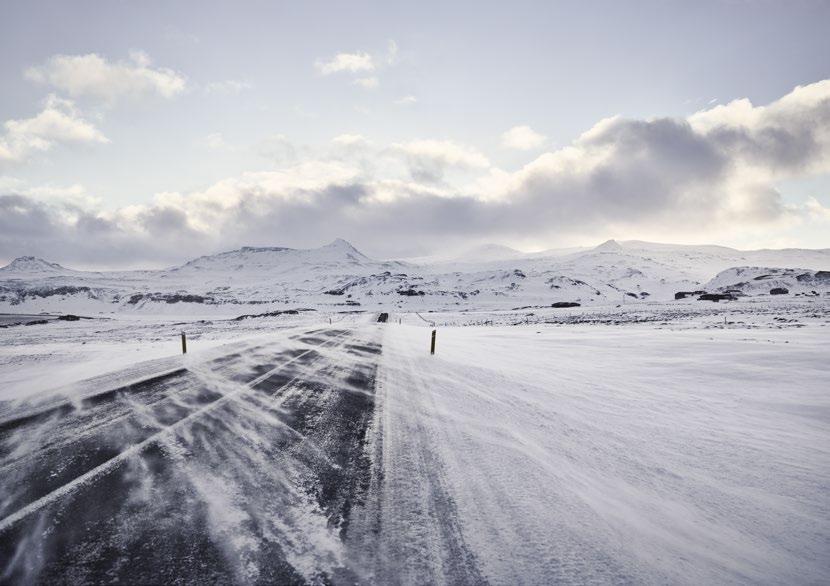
[0,194,204,267]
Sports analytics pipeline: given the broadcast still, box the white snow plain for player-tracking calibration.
[370,314,829,584]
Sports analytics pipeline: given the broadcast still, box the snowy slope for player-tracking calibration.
[704,266,830,296]
[0,256,74,276]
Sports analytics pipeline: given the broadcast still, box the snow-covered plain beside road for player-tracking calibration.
[372,319,830,584]
[0,311,334,405]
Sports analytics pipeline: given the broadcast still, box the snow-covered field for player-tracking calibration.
[1,239,828,584]
[374,318,829,584]
[0,311,332,405]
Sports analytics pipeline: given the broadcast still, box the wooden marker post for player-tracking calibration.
[181,332,187,354]
[430,329,436,355]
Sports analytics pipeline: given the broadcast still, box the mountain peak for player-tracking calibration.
[324,238,358,249]
[0,256,69,274]
[174,239,371,273]
[321,238,368,258]
[455,243,525,262]
[593,239,624,252]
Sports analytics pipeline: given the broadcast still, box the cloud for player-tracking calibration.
[25,51,186,104]
[0,95,109,164]
[501,125,546,150]
[805,196,830,220]
[2,79,829,265]
[201,132,230,150]
[204,79,252,94]
[315,52,374,75]
[490,79,830,231]
[315,41,399,86]
[353,77,379,89]
[391,139,490,183]
[395,95,418,106]
[386,40,399,65]
[0,177,99,207]
[331,134,370,147]
[256,134,299,164]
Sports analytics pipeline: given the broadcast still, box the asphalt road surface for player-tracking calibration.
[0,324,463,585]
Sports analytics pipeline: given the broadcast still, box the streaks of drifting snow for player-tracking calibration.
[0,326,385,584]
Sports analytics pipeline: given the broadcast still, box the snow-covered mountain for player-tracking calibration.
[175,239,377,274]
[0,256,73,276]
[1,239,828,314]
[704,266,830,297]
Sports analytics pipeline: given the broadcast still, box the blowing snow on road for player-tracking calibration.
[1,324,382,584]
[1,314,828,584]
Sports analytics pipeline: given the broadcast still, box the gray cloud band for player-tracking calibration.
[2,80,828,265]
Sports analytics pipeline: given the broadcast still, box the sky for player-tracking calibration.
[1,0,829,268]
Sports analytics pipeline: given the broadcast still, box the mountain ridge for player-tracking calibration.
[1,238,827,314]
[4,238,830,275]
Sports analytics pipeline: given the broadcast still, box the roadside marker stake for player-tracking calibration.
[181,332,187,354]
[430,329,436,355]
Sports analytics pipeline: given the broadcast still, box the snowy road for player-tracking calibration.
[0,325,390,584]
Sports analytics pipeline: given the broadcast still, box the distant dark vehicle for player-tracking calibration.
[377,312,389,323]
[698,293,736,302]
[551,302,580,308]
[770,287,789,295]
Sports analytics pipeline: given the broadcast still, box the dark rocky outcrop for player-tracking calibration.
[127,293,214,305]
[551,302,581,308]
[675,290,706,300]
[233,309,306,321]
[770,287,789,295]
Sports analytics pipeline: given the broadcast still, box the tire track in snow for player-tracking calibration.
[346,325,486,585]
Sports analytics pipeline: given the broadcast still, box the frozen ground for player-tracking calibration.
[0,300,828,584]
[373,318,830,584]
